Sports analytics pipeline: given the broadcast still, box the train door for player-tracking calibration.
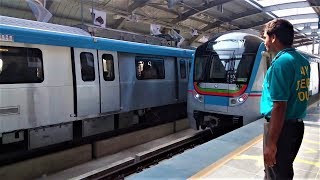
[178,58,188,101]
[98,51,120,113]
[73,48,100,117]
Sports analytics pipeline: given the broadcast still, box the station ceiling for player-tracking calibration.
[0,0,319,49]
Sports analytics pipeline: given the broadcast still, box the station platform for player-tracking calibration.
[128,101,320,180]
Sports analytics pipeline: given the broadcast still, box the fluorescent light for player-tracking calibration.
[272,7,315,17]
[253,0,305,7]
[289,18,318,24]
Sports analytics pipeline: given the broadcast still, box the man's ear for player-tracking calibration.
[271,34,276,43]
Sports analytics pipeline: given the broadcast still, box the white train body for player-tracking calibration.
[188,32,320,130]
[0,16,193,150]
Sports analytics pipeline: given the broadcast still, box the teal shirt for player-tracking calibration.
[260,48,310,120]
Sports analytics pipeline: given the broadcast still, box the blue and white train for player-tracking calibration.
[0,16,194,151]
[187,31,320,130]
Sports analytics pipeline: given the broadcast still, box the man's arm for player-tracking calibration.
[264,101,287,167]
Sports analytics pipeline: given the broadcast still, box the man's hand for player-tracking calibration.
[264,143,277,167]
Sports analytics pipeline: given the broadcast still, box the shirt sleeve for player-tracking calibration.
[268,60,293,101]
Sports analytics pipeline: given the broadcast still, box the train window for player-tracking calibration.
[80,52,95,81]
[135,57,165,80]
[208,55,227,83]
[194,55,208,81]
[194,53,255,84]
[102,54,115,81]
[180,60,186,79]
[0,46,44,84]
[234,54,255,83]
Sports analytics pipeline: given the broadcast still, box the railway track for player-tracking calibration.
[75,126,235,180]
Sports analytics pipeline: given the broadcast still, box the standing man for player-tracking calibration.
[260,19,310,179]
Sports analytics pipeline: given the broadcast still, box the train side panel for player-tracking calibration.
[0,42,74,134]
[118,53,177,112]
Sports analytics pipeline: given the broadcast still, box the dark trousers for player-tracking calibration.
[263,121,304,180]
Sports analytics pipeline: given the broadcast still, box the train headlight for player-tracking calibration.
[229,93,248,106]
[194,92,204,103]
[230,99,237,105]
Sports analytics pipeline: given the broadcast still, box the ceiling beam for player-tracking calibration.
[188,8,262,44]
[113,0,151,29]
[307,0,320,6]
[128,0,150,12]
[296,35,310,39]
[201,20,226,32]
[45,0,55,10]
[294,41,315,47]
[204,8,262,31]
[147,4,211,24]
[294,38,312,44]
[188,9,260,44]
[147,4,179,15]
[148,4,215,25]
[293,22,318,29]
[229,8,262,21]
[240,18,271,29]
[0,5,91,25]
[171,0,234,24]
[300,29,320,33]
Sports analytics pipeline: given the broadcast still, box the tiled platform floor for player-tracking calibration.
[201,103,320,180]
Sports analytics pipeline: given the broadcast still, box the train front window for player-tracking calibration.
[194,36,259,84]
[194,52,255,84]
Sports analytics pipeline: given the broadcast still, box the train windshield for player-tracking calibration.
[194,35,260,84]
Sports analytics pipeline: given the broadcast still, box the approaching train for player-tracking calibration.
[0,16,193,152]
[188,31,320,130]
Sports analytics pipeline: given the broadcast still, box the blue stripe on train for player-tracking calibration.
[204,96,229,106]
[0,25,194,58]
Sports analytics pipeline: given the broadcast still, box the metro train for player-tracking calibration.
[0,16,194,152]
[188,31,320,130]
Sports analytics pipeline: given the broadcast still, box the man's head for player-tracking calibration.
[263,19,294,52]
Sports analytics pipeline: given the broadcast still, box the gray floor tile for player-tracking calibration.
[206,165,256,179]
[294,162,319,173]
[293,168,318,179]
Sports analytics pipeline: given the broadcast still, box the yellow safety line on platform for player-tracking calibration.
[188,134,263,180]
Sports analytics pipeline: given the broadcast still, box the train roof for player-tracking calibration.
[0,16,194,58]
[196,31,263,55]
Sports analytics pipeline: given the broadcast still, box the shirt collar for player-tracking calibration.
[271,48,295,65]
